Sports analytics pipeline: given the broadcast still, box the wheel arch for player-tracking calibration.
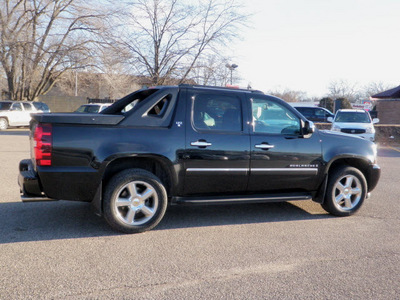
[327,157,370,176]
[317,156,373,204]
[102,155,177,197]
[92,154,177,216]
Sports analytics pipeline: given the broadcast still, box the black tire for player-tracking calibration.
[103,169,168,233]
[0,118,8,130]
[321,166,367,216]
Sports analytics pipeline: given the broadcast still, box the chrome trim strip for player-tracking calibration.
[187,168,248,172]
[186,168,318,173]
[251,168,318,173]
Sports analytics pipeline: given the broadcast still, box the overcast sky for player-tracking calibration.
[234,0,400,98]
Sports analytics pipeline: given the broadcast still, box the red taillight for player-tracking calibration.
[34,123,52,166]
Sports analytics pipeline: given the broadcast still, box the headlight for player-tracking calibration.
[331,125,341,132]
[365,126,375,134]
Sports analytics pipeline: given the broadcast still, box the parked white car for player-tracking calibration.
[75,103,111,113]
[0,101,40,130]
[328,109,379,142]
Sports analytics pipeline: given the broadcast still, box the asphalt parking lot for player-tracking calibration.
[0,129,399,299]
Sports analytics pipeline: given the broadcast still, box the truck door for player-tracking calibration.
[248,95,322,193]
[183,89,250,195]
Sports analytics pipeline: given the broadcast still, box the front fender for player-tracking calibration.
[320,130,377,171]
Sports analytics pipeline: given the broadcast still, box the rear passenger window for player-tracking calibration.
[23,103,33,111]
[192,94,242,132]
[147,95,171,117]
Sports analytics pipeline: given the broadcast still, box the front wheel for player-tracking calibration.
[0,118,8,130]
[321,166,367,216]
[103,169,168,233]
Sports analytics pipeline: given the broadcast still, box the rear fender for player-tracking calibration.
[92,154,179,215]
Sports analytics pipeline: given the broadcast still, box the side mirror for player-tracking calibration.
[327,117,333,123]
[372,118,379,124]
[304,121,315,135]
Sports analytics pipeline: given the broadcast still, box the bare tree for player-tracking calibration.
[0,67,6,98]
[190,54,240,86]
[327,79,360,102]
[94,47,139,98]
[109,0,247,85]
[268,88,308,102]
[361,81,396,99]
[0,0,107,101]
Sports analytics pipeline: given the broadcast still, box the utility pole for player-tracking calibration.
[225,63,238,85]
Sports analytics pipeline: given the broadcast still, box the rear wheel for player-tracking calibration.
[103,169,168,233]
[321,166,367,216]
[0,118,8,130]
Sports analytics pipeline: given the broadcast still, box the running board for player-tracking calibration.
[21,195,58,202]
[172,193,313,205]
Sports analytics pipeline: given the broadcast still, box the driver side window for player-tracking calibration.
[252,98,300,135]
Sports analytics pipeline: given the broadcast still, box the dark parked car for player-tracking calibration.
[292,106,334,123]
[32,102,51,113]
[19,85,381,233]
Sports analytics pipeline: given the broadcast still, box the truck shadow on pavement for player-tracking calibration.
[0,200,331,244]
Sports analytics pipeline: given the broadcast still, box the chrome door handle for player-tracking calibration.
[255,144,275,149]
[191,141,212,147]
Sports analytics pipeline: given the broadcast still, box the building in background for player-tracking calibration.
[371,85,400,124]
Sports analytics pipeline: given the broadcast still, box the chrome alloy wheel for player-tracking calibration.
[332,174,362,211]
[113,180,159,226]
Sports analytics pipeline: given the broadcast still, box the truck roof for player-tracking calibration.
[178,84,264,95]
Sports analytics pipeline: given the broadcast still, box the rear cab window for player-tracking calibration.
[106,88,179,127]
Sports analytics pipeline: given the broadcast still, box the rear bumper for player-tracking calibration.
[18,159,55,202]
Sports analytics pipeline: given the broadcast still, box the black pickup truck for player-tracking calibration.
[19,85,381,233]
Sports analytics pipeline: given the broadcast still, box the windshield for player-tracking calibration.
[0,102,12,111]
[335,111,371,123]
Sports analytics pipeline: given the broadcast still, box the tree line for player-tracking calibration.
[0,0,246,101]
[269,79,395,107]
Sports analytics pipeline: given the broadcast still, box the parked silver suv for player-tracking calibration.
[328,109,379,142]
